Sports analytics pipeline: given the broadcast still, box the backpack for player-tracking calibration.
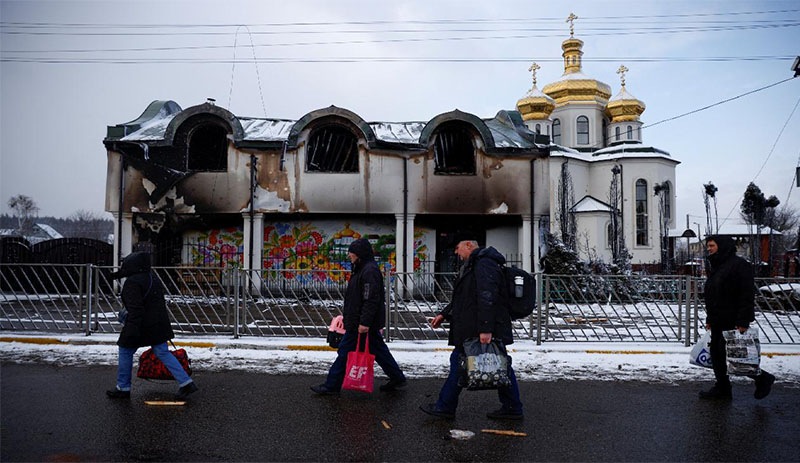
[502,266,535,320]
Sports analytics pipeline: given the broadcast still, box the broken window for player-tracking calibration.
[433,122,476,175]
[187,123,228,171]
[306,125,359,173]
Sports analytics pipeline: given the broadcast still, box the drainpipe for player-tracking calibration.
[248,154,256,273]
[530,157,536,272]
[116,143,124,266]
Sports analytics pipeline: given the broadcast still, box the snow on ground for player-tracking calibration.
[2,332,799,387]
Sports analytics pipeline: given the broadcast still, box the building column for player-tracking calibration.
[112,212,134,268]
[533,216,543,274]
[394,213,416,296]
[520,215,533,273]
[242,213,264,294]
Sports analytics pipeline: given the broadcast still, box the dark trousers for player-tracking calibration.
[323,329,405,390]
[435,347,523,414]
[709,327,769,385]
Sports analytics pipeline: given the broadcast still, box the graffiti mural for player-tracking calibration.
[185,227,244,267]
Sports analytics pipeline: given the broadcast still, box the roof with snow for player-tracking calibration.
[571,195,613,213]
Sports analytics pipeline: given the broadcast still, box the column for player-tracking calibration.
[242,213,264,294]
[394,213,416,297]
[520,215,533,273]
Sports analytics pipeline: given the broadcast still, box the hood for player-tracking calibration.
[706,235,736,269]
[110,251,152,279]
[474,246,507,266]
[347,238,374,262]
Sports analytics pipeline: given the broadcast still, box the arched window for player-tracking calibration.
[577,116,589,145]
[187,123,228,172]
[662,182,671,220]
[627,125,633,140]
[535,123,541,135]
[433,122,476,175]
[615,126,621,141]
[606,222,613,249]
[306,124,359,173]
[552,119,561,145]
[636,179,648,246]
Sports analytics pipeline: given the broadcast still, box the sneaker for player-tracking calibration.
[419,403,455,419]
[106,388,131,399]
[754,372,776,400]
[310,384,340,395]
[379,378,407,392]
[174,382,198,400]
[486,407,524,421]
[698,384,732,400]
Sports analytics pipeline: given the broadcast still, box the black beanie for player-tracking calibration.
[347,238,374,261]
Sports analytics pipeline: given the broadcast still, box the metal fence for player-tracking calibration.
[1,263,799,345]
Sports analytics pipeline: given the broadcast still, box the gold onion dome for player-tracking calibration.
[605,65,646,122]
[517,62,556,121]
[541,14,611,105]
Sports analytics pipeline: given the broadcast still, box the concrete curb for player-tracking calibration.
[2,334,799,357]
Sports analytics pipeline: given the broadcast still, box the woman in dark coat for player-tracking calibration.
[106,252,198,400]
[701,235,775,400]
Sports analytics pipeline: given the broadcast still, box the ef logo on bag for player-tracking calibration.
[348,365,368,380]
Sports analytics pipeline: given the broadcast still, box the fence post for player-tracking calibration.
[233,269,240,339]
[536,273,544,346]
[384,272,392,342]
[85,264,94,336]
[684,275,692,347]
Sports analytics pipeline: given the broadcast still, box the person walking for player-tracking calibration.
[106,251,198,400]
[311,238,407,394]
[700,235,776,400]
[420,234,523,420]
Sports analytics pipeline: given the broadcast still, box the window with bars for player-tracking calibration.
[433,122,476,175]
[306,125,359,173]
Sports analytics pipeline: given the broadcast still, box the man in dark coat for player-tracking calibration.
[420,235,523,420]
[701,235,775,400]
[311,238,407,394]
[106,252,198,400]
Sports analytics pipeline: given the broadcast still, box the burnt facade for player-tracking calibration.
[104,101,550,278]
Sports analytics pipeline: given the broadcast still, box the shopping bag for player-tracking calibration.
[723,328,761,376]
[689,330,713,369]
[326,315,345,348]
[341,333,375,393]
[136,343,192,380]
[458,338,511,391]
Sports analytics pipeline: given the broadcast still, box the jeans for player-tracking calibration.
[323,329,405,390]
[435,346,523,414]
[116,342,193,391]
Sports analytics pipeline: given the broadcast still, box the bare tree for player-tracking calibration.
[7,194,39,235]
[67,209,112,240]
[556,161,577,250]
[654,182,671,273]
[702,182,718,236]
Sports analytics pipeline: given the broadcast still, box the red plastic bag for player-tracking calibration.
[137,345,192,380]
[341,333,375,393]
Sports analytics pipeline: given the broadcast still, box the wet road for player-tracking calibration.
[2,363,798,462]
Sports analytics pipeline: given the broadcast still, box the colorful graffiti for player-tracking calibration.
[187,227,244,267]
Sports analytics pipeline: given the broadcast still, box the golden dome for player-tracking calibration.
[541,36,612,105]
[516,62,556,120]
[605,65,646,122]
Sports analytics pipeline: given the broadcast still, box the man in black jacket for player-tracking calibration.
[106,252,198,400]
[311,238,407,394]
[700,235,775,400]
[420,235,523,420]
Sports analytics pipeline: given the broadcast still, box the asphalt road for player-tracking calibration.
[2,363,798,462]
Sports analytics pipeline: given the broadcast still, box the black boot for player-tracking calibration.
[754,372,775,400]
[699,383,732,400]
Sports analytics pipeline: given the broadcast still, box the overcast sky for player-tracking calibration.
[1,0,799,233]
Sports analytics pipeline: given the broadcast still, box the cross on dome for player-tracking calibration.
[566,13,578,37]
[528,62,540,87]
[617,65,629,87]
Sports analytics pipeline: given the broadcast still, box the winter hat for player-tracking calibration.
[110,251,152,279]
[347,238,374,262]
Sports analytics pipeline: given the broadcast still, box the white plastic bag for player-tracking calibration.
[724,328,761,376]
[689,330,713,369]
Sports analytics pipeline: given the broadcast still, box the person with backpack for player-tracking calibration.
[420,233,524,420]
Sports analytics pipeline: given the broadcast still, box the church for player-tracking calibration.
[103,16,678,281]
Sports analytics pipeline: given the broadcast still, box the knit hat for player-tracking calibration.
[347,238,374,262]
